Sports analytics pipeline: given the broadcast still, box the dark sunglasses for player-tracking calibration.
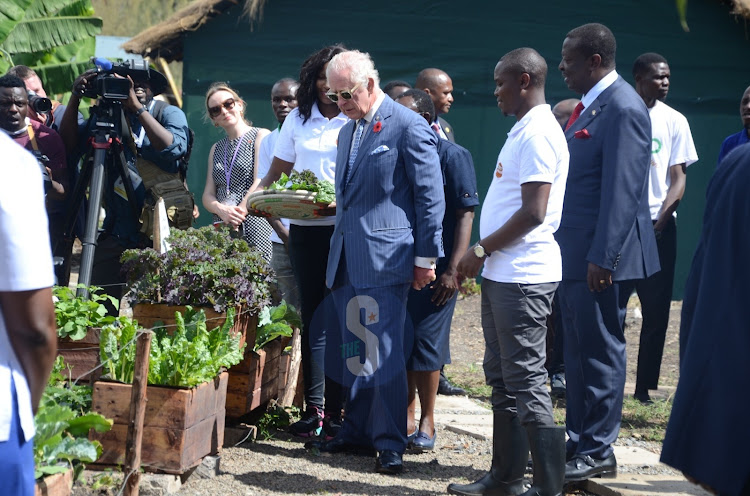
[325,82,362,103]
[208,98,236,118]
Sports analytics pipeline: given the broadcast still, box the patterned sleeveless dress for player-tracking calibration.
[211,128,273,261]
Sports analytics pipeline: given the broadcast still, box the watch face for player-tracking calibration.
[474,244,485,258]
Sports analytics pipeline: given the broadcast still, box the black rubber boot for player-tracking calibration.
[447,413,529,496]
[520,425,565,496]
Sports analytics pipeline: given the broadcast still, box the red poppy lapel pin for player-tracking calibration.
[574,128,591,139]
[373,121,383,133]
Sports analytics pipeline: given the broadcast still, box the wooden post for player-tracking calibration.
[280,327,301,407]
[124,330,153,496]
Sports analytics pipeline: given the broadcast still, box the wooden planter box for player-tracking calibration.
[132,303,258,349]
[90,372,228,474]
[57,328,101,383]
[35,468,73,496]
[226,338,290,418]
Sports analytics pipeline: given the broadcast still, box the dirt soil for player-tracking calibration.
[446,292,682,393]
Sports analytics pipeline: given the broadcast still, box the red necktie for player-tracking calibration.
[564,102,585,131]
[431,122,440,134]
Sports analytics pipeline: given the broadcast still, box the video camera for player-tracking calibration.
[31,150,52,194]
[81,58,151,101]
[27,90,51,114]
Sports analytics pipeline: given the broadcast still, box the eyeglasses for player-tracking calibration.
[208,98,236,118]
[325,82,362,103]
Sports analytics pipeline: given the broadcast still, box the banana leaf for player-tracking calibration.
[3,15,101,53]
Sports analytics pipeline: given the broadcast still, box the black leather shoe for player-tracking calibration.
[305,436,375,456]
[564,454,617,482]
[376,450,403,474]
[438,376,467,396]
[633,389,653,405]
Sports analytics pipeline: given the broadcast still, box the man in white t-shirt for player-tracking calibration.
[632,53,698,404]
[0,132,57,495]
[258,78,300,310]
[449,47,569,496]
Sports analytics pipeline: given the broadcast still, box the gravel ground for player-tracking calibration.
[72,292,681,495]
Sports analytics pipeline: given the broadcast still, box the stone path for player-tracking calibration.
[431,388,711,496]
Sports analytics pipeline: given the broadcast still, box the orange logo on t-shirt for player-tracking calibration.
[495,161,504,178]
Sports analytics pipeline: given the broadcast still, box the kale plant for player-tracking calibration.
[120,226,276,313]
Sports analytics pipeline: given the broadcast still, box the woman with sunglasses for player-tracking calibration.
[255,45,349,439]
[202,83,272,260]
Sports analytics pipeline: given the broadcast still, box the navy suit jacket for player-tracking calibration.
[437,116,456,143]
[661,143,750,496]
[326,96,445,289]
[555,76,659,281]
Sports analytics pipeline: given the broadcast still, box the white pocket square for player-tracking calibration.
[370,145,389,155]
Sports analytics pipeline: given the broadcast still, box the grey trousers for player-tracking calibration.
[482,279,558,426]
[271,242,300,311]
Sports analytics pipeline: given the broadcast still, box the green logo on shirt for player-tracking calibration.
[651,138,662,154]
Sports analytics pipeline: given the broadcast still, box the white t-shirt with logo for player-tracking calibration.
[647,100,698,220]
[0,132,54,443]
[479,104,569,284]
[272,102,349,227]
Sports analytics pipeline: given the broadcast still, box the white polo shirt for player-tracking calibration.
[272,102,349,226]
[258,127,289,244]
[0,132,54,443]
[479,104,569,284]
[646,100,698,220]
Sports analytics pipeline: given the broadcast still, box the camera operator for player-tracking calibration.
[58,64,190,313]
[6,65,84,134]
[0,75,67,244]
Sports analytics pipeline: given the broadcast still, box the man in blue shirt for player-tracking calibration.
[717,85,750,166]
[58,65,189,310]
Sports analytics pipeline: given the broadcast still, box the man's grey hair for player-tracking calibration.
[327,50,380,87]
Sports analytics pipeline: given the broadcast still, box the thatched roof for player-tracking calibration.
[122,0,268,62]
[731,0,750,18]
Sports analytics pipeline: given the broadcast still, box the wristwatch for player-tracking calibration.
[136,105,148,117]
[473,241,490,259]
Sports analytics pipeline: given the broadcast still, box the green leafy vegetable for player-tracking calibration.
[34,357,112,480]
[54,285,118,340]
[268,169,336,205]
[100,308,245,387]
[254,300,301,351]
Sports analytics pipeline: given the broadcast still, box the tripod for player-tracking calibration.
[55,100,141,299]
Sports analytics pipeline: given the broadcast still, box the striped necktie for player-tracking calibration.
[346,119,366,183]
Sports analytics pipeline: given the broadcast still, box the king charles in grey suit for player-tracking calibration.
[556,24,659,482]
[317,50,444,474]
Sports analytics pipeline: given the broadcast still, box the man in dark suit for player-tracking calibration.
[314,50,444,475]
[661,143,750,496]
[416,68,457,144]
[555,23,659,481]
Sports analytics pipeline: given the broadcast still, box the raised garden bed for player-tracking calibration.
[132,303,258,350]
[56,329,101,383]
[90,372,228,474]
[35,468,73,496]
[226,338,288,417]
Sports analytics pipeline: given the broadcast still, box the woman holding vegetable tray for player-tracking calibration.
[202,82,273,261]
[254,45,349,440]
